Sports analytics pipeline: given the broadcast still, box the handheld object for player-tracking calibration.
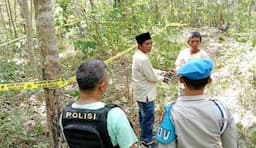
[165,72,175,80]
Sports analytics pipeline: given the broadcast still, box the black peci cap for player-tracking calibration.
[135,32,152,45]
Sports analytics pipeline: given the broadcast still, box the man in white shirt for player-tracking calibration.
[132,32,167,147]
[171,32,208,96]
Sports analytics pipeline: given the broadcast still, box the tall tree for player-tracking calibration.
[5,0,18,37]
[248,0,254,32]
[0,5,7,29]
[33,0,65,147]
[23,0,37,77]
[233,0,238,29]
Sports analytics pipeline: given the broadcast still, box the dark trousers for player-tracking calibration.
[137,101,155,143]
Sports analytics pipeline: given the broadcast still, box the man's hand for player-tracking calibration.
[159,71,169,84]
[164,71,176,81]
[160,71,168,76]
[162,77,169,84]
[169,68,177,74]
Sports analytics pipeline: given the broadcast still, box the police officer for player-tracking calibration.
[60,59,138,148]
[157,58,239,148]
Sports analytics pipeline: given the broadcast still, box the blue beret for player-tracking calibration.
[177,58,213,80]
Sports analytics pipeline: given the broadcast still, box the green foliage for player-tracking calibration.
[74,40,97,59]
[248,125,256,144]
[0,106,31,146]
[0,91,49,147]
[227,30,250,43]
[251,38,256,47]
[53,0,256,62]
[150,42,182,70]
[237,123,256,148]
[0,58,18,83]
[252,67,256,89]
[54,0,171,61]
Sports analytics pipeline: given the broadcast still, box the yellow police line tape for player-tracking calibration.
[0,46,136,92]
[0,23,187,92]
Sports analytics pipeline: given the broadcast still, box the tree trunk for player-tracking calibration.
[6,0,18,37]
[194,0,200,27]
[5,0,12,34]
[33,0,65,147]
[153,0,159,23]
[23,0,36,76]
[177,0,184,22]
[248,0,253,33]
[170,0,175,22]
[18,0,25,18]
[205,0,209,26]
[17,0,27,34]
[0,5,7,29]
[233,0,238,30]
[14,0,17,27]
[89,0,101,48]
[113,0,121,8]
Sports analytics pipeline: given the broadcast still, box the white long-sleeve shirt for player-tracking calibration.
[132,49,164,102]
[175,48,209,90]
[175,48,208,71]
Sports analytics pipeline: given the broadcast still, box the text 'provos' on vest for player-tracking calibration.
[65,111,97,120]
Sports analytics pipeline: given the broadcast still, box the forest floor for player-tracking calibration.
[196,27,256,127]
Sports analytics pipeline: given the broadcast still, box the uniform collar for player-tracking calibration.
[177,95,207,102]
[72,101,105,108]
